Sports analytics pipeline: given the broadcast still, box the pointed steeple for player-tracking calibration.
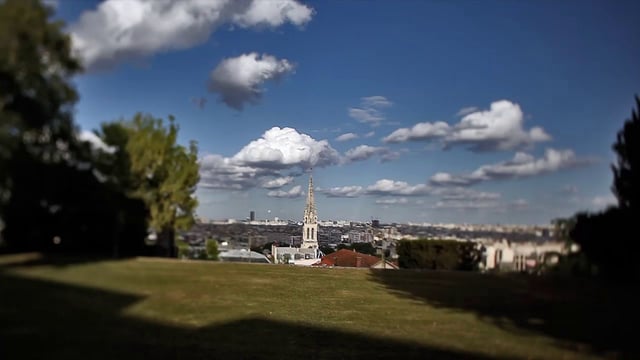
[302,171,319,249]
[304,173,316,223]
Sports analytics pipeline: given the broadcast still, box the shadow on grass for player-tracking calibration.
[0,252,132,269]
[369,270,636,358]
[0,272,512,360]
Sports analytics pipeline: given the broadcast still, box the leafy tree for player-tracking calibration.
[570,96,640,280]
[337,242,377,255]
[611,96,640,213]
[176,240,190,259]
[0,0,148,254]
[0,0,80,162]
[551,217,577,248]
[319,245,335,255]
[396,239,481,271]
[206,239,219,260]
[98,114,200,257]
[1,0,79,203]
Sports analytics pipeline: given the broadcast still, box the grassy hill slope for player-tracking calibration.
[0,254,632,359]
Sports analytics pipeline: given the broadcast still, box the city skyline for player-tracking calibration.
[55,0,640,224]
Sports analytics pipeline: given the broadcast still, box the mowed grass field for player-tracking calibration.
[0,253,634,359]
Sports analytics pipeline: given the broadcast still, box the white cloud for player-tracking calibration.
[375,198,408,205]
[233,127,340,169]
[267,185,304,198]
[456,106,479,117]
[436,187,501,201]
[78,130,116,154]
[230,0,314,28]
[383,121,450,143]
[348,96,393,126]
[366,179,431,196]
[429,148,589,186]
[342,145,399,163]
[383,100,552,152]
[561,185,579,194]
[509,199,529,209]
[43,0,59,9]
[261,176,294,189]
[445,100,551,152]
[319,186,364,198]
[335,132,359,142]
[361,96,392,108]
[364,131,375,138]
[592,194,616,209]
[429,172,474,187]
[208,53,294,110]
[199,154,274,190]
[70,0,314,71]
[435,200,500,209]
[199,127,341,190]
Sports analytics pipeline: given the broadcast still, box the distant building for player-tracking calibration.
[250,211,255,221]
[272,174,322,265]
[482,240,567,272]
[219,249,270,264]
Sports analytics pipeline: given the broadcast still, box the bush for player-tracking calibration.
[570,208,637,280]
[396,239,481,271]
[206,239,219,261]
[176,241,190,259]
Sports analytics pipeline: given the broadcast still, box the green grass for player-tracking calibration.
[0,253,633,359]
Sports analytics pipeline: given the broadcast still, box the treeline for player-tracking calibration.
[559,96,640,281]
[396,239,482,271]
[0,1,198,257]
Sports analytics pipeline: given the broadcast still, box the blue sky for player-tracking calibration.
[55,0,639,224]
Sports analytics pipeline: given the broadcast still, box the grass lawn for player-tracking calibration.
[0,253,634,359]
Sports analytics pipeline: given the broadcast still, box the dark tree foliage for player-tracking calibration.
[570,96,640,280]
[570,209,637,279]
[396,239,481,271]
[612,96,640,213]
[0,0,147,256]
[319,245,335,255]
[337,242,377,255]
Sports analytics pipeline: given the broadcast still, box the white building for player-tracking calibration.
[483,239,567,272]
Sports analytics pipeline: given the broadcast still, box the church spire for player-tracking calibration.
[305,173,316,220]
[302,171,318,249]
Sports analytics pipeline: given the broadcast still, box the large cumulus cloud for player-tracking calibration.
[70,0,314,71]
[199,127,339,190]
[383,100,551,152]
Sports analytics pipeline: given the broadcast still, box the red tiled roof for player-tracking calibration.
[320,249,382,268]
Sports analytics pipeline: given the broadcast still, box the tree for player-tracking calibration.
[0,0,139,253]
[0,0,80,162]
[98,114,200,257]
[337,242,377,255]
[206,239,219,260]
[570,96,640,280]
[612,96,640,213]
[396,239,481,271]
[319,245,335,255]
[551,217,577,248]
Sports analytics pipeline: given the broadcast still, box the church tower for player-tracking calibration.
[301,173,319,249]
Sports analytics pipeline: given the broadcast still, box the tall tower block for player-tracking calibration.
[301,173,319,249]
